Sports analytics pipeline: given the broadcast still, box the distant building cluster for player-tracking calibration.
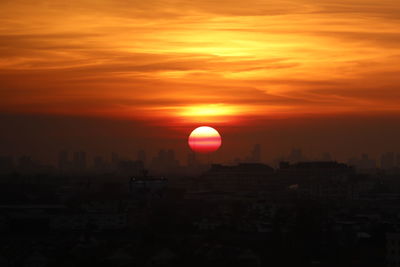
[0,157,399,266]
[1,150,400,266]
[2,146,400,176]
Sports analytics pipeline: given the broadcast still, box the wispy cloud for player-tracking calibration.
[1,0,400,125]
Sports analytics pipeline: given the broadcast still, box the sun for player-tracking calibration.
[188,126,222,153]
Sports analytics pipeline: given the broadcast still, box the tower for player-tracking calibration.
[251,144,261,163]
[58,150,69,172]
[137,149,147,166]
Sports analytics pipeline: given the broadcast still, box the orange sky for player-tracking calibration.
[1,0,400,126]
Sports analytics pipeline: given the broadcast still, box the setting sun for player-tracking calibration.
[188,126,222,153]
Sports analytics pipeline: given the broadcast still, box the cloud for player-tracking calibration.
[0,0,400,125]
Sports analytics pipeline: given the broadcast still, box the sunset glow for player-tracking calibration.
[1,0,400,127]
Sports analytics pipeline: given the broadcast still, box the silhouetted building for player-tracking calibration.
[137,149,147,166]
[73,151,86,171]
[288,148,305,163]
[187,152,196,167]
[387,233,400,267]
[94,155,107,172]
[279,161,354,176]
[118,160,144,176]
[197,163,274,191]
[279,161,357,199]
[348,153,376,172]
[397,153,400,168]
[245,144,262,163]
[150,149,180,174]
[58,150,70,172]
[0,156,14,173]
[252,144,261,162]
[129,176,167,195]
[111,152,119,169]
[381,152,395,170]
[321,152,332,161]
[18,156,36,172]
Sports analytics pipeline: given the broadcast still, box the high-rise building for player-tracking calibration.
[288,148,304,163]
[0,156,14,173]
[18,155,36,172]
[94,155,106,172]
[397,153,400,168]
[111,152,119,169]
[73,151,87,171]
[349,153,376,171]
[150,149,180,174]
[137,150,146,166]
[58,150,70,171]
[387,233,400,267]
[381,152,395,170]
[118,160,144,176]
[158,149,166,162]
[167,149,175,162]
[251,144,261,162]
[187,152,196,167]
[321,152,332,162]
